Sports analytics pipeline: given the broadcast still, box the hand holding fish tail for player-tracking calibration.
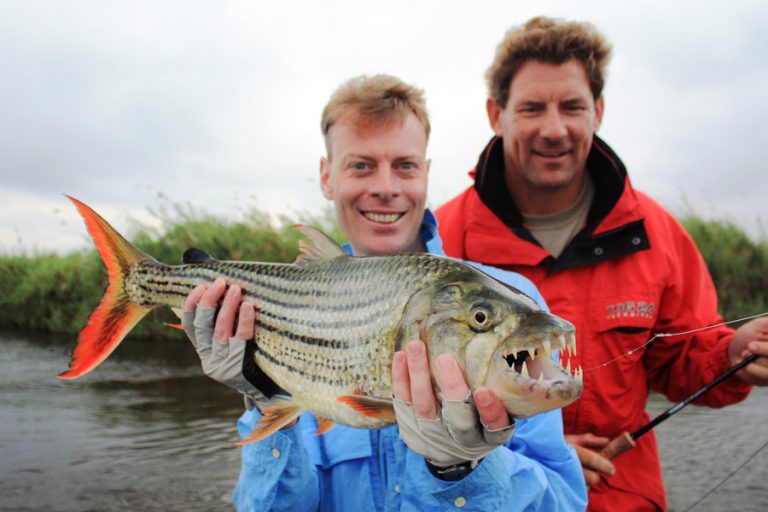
[564,433,616,487]
[728,316,768,386]
[182,278,283,407]
[392,339,515,473]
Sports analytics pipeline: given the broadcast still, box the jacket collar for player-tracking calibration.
[468,135,649,271]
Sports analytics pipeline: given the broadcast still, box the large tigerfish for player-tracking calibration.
[59,196,582,444]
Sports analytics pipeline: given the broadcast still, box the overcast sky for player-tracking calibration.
[2,0,767,254]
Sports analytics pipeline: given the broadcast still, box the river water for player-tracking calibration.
[1,330,766,511]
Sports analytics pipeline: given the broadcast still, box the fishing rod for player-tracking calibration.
[600,353,759,460]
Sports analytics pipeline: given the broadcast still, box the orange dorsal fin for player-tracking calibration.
[58,196,155,379]
[235,398,303,446]
[337,395,396,423]
[315,417,336,436]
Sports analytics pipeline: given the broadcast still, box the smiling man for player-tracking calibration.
[437,16,768,511]
[182,74,587,511]
[489,58,602,217]
[318,81,429,256]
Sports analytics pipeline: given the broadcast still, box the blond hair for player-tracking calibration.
[486,16,613,107]
[320,74,430,158]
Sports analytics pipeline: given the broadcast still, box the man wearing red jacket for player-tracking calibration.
[436,16,768,511]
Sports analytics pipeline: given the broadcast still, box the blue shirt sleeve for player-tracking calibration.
[232,409,319,512]
[400,431,585,511]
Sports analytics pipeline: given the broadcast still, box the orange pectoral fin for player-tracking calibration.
[235,400,303,446]
[315,417,336,436]
[337,395,396,423]
[163,322,184,331]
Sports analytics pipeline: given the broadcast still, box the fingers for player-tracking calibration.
[729,317,768,369]
[474,387,510,431]
[185,278,254,344]
[738,347,768,385]
[183,284,207,312]
[583,468,601,488]
[214,284,241,343]
[392,351,412,403]
[435,354,469,401]
[434,354,511,431]
[234,302,256,340]
[567,439,616,481]
[565,432,611,449]
[733,327,768,384]
[402,340,439,419]
[198,277,225,307]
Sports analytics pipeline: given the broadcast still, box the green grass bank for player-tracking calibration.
[1,207,765,341]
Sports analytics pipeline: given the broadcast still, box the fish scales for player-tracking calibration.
[124,252,461,426]
[245,255,458,425]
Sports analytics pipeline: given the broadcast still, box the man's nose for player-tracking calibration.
[539,109,568,140]
[370,167,400,199]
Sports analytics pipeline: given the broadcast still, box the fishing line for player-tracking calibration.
[583,311,768,373]
[682,438,768,511]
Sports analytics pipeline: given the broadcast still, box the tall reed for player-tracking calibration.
[680,216,768,321]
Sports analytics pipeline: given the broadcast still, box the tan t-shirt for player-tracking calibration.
[521,176,595,258]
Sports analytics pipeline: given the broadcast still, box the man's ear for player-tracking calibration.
[319,157,333,200]
[486,97,504,136]
[594,95,605,132]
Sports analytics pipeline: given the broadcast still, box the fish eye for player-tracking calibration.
[469,305,494,331]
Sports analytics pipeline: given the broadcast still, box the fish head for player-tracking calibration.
[412,267,582,418]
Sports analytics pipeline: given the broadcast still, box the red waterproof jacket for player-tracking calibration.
[436,136,752,511]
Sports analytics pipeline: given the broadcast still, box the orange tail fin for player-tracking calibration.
[58,196,154,379]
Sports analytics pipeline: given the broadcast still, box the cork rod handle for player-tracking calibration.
[600,431,636,460]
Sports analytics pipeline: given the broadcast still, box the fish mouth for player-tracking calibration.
[488,316,583,418]
[502,331,582,384]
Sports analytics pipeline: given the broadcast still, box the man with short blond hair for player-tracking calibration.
[183,74,588,511]
[320,74,431,158]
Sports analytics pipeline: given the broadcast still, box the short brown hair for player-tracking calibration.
[320,74,430,158]
[486,16,612,107]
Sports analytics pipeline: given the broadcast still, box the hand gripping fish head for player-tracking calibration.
[399,269,582,419]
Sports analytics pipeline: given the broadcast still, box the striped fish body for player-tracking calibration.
[126,253,464,427]
[60,196,582,443]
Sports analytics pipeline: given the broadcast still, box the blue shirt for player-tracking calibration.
[232,210,587,511]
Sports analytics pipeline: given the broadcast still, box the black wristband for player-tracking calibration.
[242,340,283,398]
[425,458,482,482]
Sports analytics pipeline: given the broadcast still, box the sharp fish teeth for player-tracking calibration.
[521,361,530,379]
[542,339,552,358]
[566,359,572,376]
[537,372,544,384]
[558,334,566,350]
[510,347,518,360]
[529,350,536,361]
